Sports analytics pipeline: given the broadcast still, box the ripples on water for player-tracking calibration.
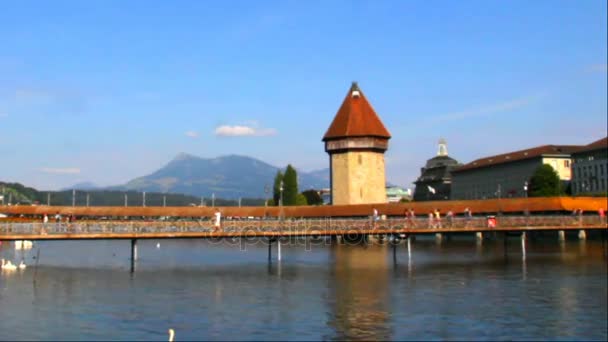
[0,235,606,341]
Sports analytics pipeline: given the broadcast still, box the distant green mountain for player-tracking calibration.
[112,153,329,199]
[1,181,263,207]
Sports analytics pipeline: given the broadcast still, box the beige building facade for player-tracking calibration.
[330,151,387,205]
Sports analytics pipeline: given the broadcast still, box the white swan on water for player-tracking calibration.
[168,329,175,342]
[1,259,17,271]
[18,260,26,270]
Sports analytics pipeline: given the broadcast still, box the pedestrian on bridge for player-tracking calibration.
[372,208,379,229]
[213,209,222,232]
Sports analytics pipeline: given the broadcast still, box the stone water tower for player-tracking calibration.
[323,82,391,205]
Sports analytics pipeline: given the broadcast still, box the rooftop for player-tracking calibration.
[453,144,582,173]
[573,136,607,154]
[322,82,391,141]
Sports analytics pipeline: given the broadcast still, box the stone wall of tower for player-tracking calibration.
[331,151,387,205]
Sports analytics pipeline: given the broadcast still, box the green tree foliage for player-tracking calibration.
[273,171,284,206]
[283,165,298,205]
[528,164,563,197]
[295,193,308,206]
[301,189,323,205]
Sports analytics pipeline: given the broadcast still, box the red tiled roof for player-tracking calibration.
[323,82,391,141]
[574,136,608,153]
[453,144,582,173]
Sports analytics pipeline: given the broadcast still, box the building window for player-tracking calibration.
[589,156,594,161]
[601,179,605,191]
[601,164,604,176]
[358,155,362,165]
[564,160,570,167]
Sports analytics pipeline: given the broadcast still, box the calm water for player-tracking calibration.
[0,235,606,341]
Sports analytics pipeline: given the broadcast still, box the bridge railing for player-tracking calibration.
[0,215,605,236]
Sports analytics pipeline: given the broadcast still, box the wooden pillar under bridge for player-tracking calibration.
[130,239,137,273]
[558,230,566,241]
[268,238,272,261]
[435,233,443,242]
[578,230,587,240]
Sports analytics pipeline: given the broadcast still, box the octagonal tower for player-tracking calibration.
[323,82,391,205]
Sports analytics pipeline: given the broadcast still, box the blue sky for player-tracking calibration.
[1,0,606,191]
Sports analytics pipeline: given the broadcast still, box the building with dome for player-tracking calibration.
[413,139,461,201]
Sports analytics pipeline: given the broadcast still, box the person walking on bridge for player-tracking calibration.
[372,208,379,230]
[213,209,222,232]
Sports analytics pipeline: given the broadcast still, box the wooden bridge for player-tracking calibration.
[2,196,606,272]
[0,215,606,241]
[1,215,605,272]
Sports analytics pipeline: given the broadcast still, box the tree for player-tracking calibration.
[528,164,563,197]
[273,171,283,206]
[283,164,298,205]
[302,189,323,205]
[295,193,308,206]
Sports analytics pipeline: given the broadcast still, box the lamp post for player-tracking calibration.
[280,180,284,220]
[264,185,269,207]
[523,181,528,198]
[212,193,215,208]
[143,192,146,207]
[279,180,284,207]
[124,193,128,207]
[72,189,76,207]
[86,193,90,207]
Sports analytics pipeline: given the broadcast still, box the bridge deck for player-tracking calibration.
[1,216,606,240]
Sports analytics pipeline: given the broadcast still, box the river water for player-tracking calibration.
[0,235,606,341]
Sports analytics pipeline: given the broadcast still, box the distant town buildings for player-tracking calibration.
[450,144,581,200]
[413,139,461,201]
[323,82,391,205]
[386,186,412,203]
[571,137,608,195]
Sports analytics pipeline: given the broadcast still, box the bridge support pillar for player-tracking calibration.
[558,230,566,241]
[277,239,282,261]
[130,239,138,273]
[476,232,483,241]
[578,230,586,240]
[435,233,443,243]
[521,232,526,240]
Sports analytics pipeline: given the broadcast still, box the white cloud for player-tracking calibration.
[215,124,277,137]
[429,95,539,124]
[41,167,81,175]
[185,131,199,138]
[587,63,607,73]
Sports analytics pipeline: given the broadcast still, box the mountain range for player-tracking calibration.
[92,153,331,199]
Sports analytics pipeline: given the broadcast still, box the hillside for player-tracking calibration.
[113,154,329,199]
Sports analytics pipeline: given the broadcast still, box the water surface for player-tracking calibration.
[0,236,606,340]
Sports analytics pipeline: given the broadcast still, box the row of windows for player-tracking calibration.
[572,179,607,193]
[573,163,606,179]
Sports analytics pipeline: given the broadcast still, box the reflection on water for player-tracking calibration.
[0,237,606,340]
[327,244,391,341]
